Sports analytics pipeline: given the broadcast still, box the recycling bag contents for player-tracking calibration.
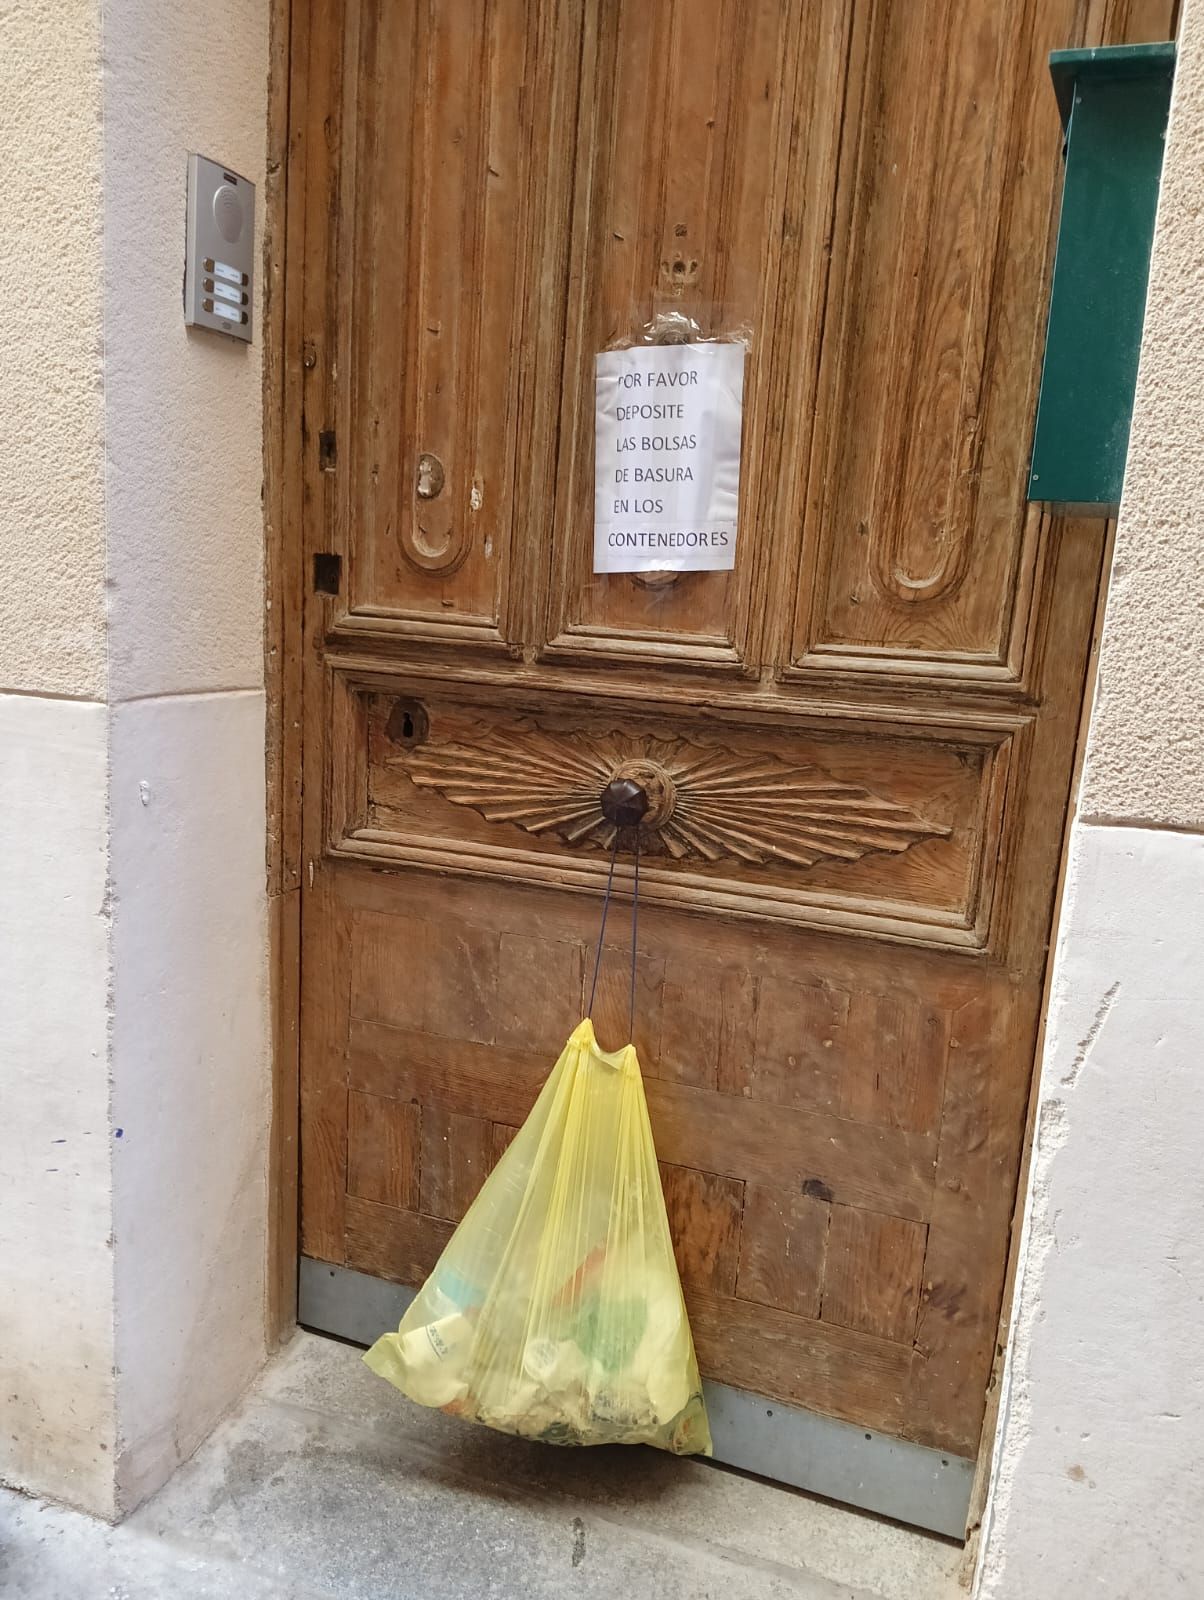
[364,1018,711,1455]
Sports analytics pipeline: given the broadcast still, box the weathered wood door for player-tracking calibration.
[288,0,1173,1520]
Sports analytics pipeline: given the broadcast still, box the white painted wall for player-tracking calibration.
[0,698,116,1515]
[110,694,270,1509]
[977,3,1204,1594]
[978,831,1204,1597]
[0,0,271,1518]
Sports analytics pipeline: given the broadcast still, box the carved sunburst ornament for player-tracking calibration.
[389,728,949,871]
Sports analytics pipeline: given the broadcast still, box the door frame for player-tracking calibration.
[260,0,1116,1543]
[263,0,303,1353]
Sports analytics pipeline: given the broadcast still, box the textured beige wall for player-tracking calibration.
[0,2,107,698]
[103,0,268,701]
[1078,13,1204,831]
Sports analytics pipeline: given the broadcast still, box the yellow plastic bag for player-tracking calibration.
[364,1018,711,1455]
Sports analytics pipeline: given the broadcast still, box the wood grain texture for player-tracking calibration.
[347,1089,419,1211]
[906,983,1035,1453]
[735,974,849,1114]
[294,0,352,1269]
[355,686,999,944]
[394,724,953,868]
[686,1288,914,1437]
[655,957,737,1090]
[544,0,833,667]
[297,869,352,1263]
[839,992,950,1136]
[591,945,665,1059]
[265,0,301,1347]
[658,1163,744,1295]
[299,0,588,655]
[344,1196,454,1287]
[1084,0,1180,42]
[264,0,303,906]
[490,1122,519,1165]
[341,0,546,635]
[824,1205,929,1344]
[351,909,499,1044]
[786,0,1084,684]
[289,0,1107,1480]
[419,1106,494,1223]
[267,882,301,1342]
[494,930,585,1056]
[349,1017,938,1221]
[736,1185,829,1320]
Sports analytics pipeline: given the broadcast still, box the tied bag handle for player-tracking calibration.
[586,778,647,1045]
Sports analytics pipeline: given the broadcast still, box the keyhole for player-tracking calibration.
[416,451,445,499]
[385,699,429,748]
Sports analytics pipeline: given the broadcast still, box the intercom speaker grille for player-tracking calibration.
[213,185,244,244]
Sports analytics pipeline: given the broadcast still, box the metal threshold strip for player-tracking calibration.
[298,1257,973,1539]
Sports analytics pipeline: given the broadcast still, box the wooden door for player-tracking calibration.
[288,0,1175,1514]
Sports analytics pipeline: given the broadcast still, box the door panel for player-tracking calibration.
[320,0,586,649]
[544,0,842,664]
[335,677,1005,939]
[290,0,1173,1496]
[787,0,1060,676]
[316,864,1025,1453]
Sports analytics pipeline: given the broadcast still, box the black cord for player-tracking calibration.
[585,830,642,1044]
[587,835,620,1020]
[629,829,640,1042]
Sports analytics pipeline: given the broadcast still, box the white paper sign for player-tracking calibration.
[594,342,745,574]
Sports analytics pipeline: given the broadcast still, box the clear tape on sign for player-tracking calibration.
[600,303,753,355]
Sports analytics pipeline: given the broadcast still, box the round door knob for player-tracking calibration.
[600,777,650,829]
